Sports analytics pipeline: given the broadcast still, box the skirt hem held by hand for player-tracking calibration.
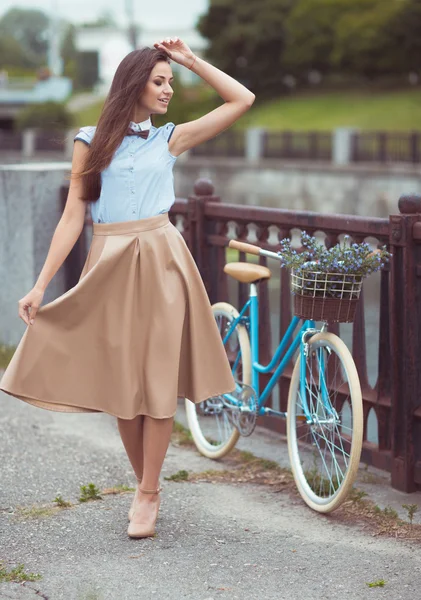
[0,213,236,419]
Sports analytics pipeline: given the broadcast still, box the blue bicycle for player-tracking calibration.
[186,239,363,513]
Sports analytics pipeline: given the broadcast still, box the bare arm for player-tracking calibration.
[19,140,89,325]
[154,37,255,156]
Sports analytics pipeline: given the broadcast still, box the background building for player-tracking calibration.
[74,25,208,94]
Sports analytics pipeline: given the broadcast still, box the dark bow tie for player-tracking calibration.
[126,128,149,139]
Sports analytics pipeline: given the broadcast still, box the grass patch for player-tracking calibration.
[101,484,135,495]
[0,561,42,583]
[171,420,194,447]
[373,505,399,520]
[240,88,421,131]
[0,344,15,369]
[366,580,386,588]
[402,503,418,526]
[164,469,190,482]
[79,483,102,503]
[189,447,293,489]
[238,450,256,462]
[348,488,369,504]
[14,505,60,520]
[53,494,73,508]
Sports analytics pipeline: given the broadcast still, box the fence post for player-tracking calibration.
[410,132,420,164]
[332,127,356,165]
[245,127,264,162]
[389,193,421,492]
[22,129,35,159]
[188,178,221,302]
[378,132,387,163]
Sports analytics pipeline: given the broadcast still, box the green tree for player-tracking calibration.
[0,35,34,69]
[197,0,293,96]
[0,8,49,66]
[283,0,350,75]
[15,101,74,130]
[60,23,79,83]
[333,0,404,76]
[60,23,77,65]
[392,0,421,74]
[284,0,415,79]
[80,10,117,28]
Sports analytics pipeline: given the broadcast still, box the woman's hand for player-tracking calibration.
[18,287,45,326]
[153,37,195,69]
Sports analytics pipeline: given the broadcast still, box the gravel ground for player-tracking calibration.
[1,392,421,600]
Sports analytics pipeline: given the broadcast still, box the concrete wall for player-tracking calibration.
[0,163,70,345]
[174,157,421,218]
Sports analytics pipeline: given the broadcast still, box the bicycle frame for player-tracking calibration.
[222,282,319,420]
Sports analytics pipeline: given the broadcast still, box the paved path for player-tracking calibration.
[1,393,421,600]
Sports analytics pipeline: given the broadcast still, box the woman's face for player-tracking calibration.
[139,61,174,115]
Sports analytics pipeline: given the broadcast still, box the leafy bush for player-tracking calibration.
[15,101,74,130]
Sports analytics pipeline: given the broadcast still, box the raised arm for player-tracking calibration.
[154,37,255,157]
[18,141,88,325]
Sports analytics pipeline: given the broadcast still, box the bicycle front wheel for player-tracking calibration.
[185,302,251,459]
[287,332,363,513]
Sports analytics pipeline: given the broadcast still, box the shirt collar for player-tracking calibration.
[128,117,152,132]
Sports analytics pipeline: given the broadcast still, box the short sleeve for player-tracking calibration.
[163,122,176,142]
[74,125,96,146]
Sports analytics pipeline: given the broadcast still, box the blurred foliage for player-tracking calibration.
[72,99,104,128]
[72,79,219,128]
[0,344,15,370]
[72,88,421,132]
[0,8,49,67]
[60,25,100,91]
[80,10,117,29]
[75,52,99,90]
[61,24,77,67]
[154,78,220,127]
[0,9,101,91]
[15,101,74,130]
[198,0,292,97]
[0,35,34,69]
[199,0,421,94]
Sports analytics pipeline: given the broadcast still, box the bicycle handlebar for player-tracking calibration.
[228,240,261,256]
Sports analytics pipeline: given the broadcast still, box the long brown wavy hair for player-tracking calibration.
[76,47,170,203]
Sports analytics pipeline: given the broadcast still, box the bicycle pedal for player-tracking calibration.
[228,381,258,437]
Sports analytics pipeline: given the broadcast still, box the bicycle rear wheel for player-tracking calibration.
[185,302,251,459]
[287,332,363,513]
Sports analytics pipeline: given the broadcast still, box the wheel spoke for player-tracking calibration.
[186,304,250,457]
[287,332,363,512]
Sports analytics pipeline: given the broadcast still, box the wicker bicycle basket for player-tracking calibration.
[291,269,363,323]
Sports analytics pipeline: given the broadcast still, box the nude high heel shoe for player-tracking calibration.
[127,487,161,539]
[128,476,143,521]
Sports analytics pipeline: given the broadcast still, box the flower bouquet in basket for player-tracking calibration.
[279,232,391,323]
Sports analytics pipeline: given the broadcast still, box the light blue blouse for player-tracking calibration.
[74,118,177,223]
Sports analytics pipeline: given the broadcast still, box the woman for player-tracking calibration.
[0,37,255,538]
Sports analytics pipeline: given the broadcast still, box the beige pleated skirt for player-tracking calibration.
[0,213,236,419]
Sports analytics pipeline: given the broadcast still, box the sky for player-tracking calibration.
[0,0,209,28]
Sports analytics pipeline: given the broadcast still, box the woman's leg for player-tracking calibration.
[130,415,174,526]
[117,415,144,480]
[141,415,174,489]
